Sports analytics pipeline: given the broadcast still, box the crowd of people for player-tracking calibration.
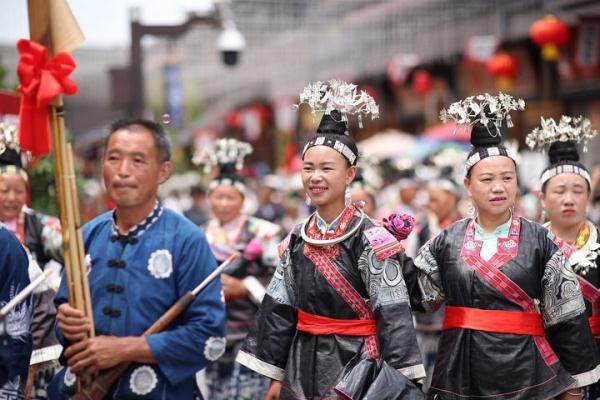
[1,82,600,400]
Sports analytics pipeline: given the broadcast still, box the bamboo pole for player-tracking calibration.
[49,97,96,393]
[49,96,94,337]
[49,99,74,305]
[66,142,95,336]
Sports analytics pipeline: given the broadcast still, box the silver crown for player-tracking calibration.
[440,92,525,135]
[526,115,597,152]
[192,138,253,174]
[295,80,379,128]
[0,122,20,156]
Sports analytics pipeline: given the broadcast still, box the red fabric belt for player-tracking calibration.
[443,306,545,336]
[296,309,377,336]
[224,294,246,301]
[589,316,600,336]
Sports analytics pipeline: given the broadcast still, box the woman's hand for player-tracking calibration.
[221,274,248,297]
[264,379,282,400]
[556,388,581,400]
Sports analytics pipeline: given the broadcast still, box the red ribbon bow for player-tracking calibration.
[17,39,78,156]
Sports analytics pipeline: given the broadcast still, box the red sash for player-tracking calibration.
[459,216,558,366]
[297,309,377,336]
[577,276,600,337]
[443,306,545,336]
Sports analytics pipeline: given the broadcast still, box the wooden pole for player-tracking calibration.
[49,97,95,395]
[49,97,95,337]
[66,142,95,336]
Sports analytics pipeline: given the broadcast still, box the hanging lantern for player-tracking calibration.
[530,15,571,61]
[412,70,432,96]
[226,110,241,127]
[486,52,519,90]
[387,54,420,88]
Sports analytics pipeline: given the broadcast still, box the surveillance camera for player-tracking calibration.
[217,24,245,66]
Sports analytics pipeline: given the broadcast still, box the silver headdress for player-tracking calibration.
[192,138,253,174]
[192,138,253,193]
[0,122,30,181]
[441,93,524,175]
[440,92,525,135]
[295,80,379,128]
[0,122,21,156]
[525,116,597,152]
[526,116,597,187]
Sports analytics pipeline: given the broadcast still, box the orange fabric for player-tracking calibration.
[443,305,545,336]
[297,309,377,336]
[589,316,600,336]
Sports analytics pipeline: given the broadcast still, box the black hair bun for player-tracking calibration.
[439,165,454,179]
[316,110,347,135]
[0,148,22,169]
[218,162,239,178]
[470,121,502,148]
[548,140,580,164]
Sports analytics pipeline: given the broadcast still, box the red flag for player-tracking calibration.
[16,39,77,156]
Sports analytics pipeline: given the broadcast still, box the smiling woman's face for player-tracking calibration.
[301,145,355,209]
[0,172,27,220]
[464,156,517,219]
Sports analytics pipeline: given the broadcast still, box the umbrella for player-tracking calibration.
[422,122,471,142]
[357,129,416,159]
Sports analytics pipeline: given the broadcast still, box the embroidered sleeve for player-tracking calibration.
[540,249,585,327]
[358,244,409,309]
[542,245,600,385]
[358,240,426,380]
[412,243,445,313]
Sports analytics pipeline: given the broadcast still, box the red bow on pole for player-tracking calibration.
[16,39,77,156]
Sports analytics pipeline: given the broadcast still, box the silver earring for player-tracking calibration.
[541,208,547,222]
[345,186,351,207]
[467,201,476,218]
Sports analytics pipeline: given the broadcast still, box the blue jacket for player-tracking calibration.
[0,225,31,398]
[52,204,226,399]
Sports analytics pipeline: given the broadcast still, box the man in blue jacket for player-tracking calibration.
[51,119,226,399]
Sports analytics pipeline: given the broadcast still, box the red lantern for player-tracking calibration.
[412,70,432,96]
[530,15,571,61]
[486,52,519,90]
[226,111,241,127]
[387,54,420,88]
